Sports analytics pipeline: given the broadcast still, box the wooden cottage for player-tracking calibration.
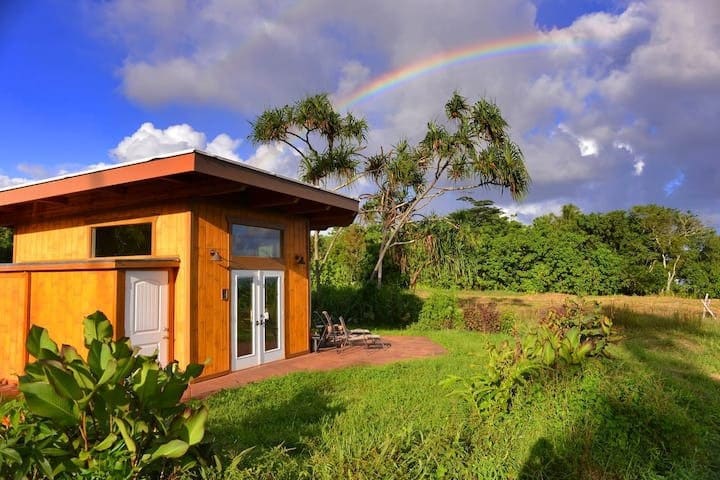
[0,150,358,382]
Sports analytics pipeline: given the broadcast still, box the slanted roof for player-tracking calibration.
[0,150,358,229]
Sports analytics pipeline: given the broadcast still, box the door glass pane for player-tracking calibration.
[264,276,279,351]
[236,277,254,357]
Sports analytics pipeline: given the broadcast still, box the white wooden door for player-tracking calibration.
[125,270,169,364]
[231,270,284,370]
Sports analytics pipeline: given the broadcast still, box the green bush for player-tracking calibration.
[0,311,211,479]
[499,311,518,334]
[415,291,462,330]
[524,298,613,367]
[313,284,422,327]
[445,298,614,417]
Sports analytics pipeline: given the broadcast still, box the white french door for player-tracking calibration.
[231,270,284,370]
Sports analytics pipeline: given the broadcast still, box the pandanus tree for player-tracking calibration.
[250,94,368,286]
[362,92,531,287]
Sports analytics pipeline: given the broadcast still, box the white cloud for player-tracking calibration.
[558,124,599,157]
[498,199,566,223]
[245,144,298,178]
[16,163,50,179]
[110,122,243,163]
[633,158,645,176]
[207,134,241,161]
[90,0,720,229]
[0,174,30,189]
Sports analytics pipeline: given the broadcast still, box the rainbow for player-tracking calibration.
[336,33,583,109]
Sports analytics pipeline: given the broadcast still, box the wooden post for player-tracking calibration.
[702,294,715,319]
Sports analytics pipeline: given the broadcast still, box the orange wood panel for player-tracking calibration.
[193,201,231,376]
[0,273,29,381]
[11,202,193,366]
[28,270,118,356]
[192,200,311,377]
[284,217,310,356]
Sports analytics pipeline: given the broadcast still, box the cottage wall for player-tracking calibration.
[192,200,310,377]
[6,202,193,367]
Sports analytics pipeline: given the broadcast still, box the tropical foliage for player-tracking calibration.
[362,92,530,286]
[0,312,210,479]
[317,202,720,298]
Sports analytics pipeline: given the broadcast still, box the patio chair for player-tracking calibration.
[337,315,387,349]
[318,310,343,348]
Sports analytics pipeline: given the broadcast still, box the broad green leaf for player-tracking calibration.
[97,358,118,386]
[42,361,83,400]
[26,325,59,359]
[147,439,189,462]
[87,342,113,378]
[133,362,160,406]
[180,406,209,446]
[83,311,114,347]
[60,344,82,363]
[19,381,78,426]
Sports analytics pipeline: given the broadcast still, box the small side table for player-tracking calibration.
[311,335,321,352]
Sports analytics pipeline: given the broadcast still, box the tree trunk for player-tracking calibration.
[664,255,680,294]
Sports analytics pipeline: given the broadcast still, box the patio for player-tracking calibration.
[0,336,446,400]
[185,335,446,399]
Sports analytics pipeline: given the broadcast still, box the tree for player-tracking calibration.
[362,92,531,287]
[250,93,368,287]
[631,205,710,294]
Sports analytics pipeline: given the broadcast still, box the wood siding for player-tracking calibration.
[0,273,28,380]
[193,200,310,377]
[28,270,118,353]
[10,202,193,365]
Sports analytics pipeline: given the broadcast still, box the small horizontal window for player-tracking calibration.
[231,224,282,258]
[93,223,152,257]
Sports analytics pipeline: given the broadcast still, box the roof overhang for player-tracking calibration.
[0,150,359,229]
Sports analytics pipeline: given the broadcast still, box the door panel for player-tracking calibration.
[125,270,169,364]
[231,270,284,369]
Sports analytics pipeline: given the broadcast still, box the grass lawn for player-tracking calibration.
[204,293,720,479]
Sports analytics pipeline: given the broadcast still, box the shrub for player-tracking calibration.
[442,340,540,417]
[524,298,613,367]
[499,311,518,334]
[462,300,500,332]
[1,311,211,479]
[444,298,614,417]
[313,284,422,327]
[416,291,462,330]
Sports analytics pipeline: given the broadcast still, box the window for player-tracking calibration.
[231,224,282,258]
[0,227,12,263]
[93,223,152,257]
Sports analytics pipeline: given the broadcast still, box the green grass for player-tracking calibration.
[203,298,720,479]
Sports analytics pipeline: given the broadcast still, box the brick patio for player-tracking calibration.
[0,336,446,400]
[185,335,446,399]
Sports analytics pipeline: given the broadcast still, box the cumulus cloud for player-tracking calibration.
[0,174,30,189]
[110,122,242,162]
[91,0,720,229]
[245,143,299,178]
[16,163,50,179]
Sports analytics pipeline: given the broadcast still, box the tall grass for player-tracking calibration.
[205,294,720,479]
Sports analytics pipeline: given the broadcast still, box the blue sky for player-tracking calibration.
[1,0,718,230]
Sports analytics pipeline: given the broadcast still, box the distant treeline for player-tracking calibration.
[318,201,720,297]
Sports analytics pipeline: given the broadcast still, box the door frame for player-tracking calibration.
[230,269,285,370]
